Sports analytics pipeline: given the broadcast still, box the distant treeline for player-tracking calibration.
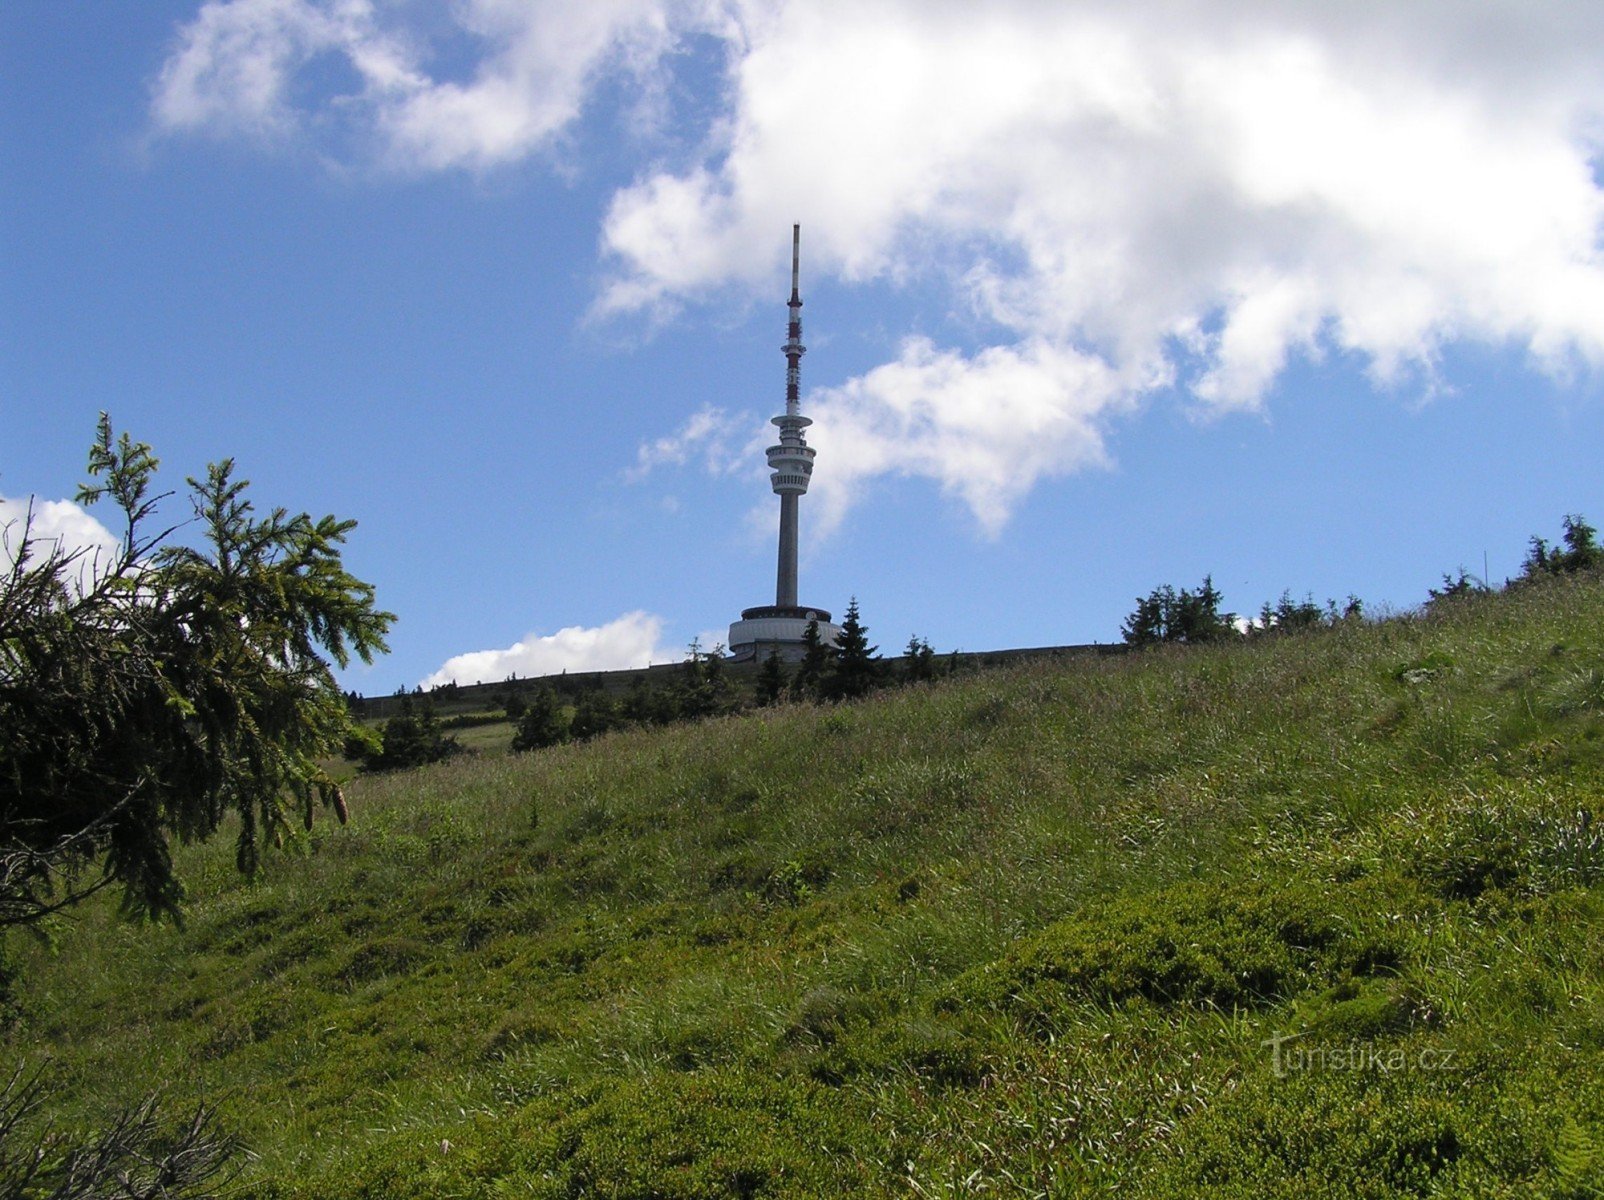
[353,514,1601,772]
[1121,513,1600,648]
[351,598,960,771]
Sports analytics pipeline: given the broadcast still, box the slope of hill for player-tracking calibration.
[8,575,1604,1197]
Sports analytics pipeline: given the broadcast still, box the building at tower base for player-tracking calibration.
[727,226,841,663]
[728,604,839,664]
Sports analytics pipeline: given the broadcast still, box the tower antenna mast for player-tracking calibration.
[769,223,813,607]
[726,226,840,661]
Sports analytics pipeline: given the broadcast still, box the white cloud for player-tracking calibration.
[636,336,1155,539]
[624,405,749,482]
[806,337,1147,537]
[0,496,124,591]
[152,0,392,139]
[158,0,1604,529]
[420,610,670,687]
[603,0,1604,529]
[152,0,698,169]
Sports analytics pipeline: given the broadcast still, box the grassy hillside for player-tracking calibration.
[8,575,1604,1197]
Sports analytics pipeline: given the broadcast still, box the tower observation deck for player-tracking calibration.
[728,226,841,662]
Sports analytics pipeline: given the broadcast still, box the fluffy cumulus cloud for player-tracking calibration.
[420,610,669,688]
[157,0,1604,529]
[0,496,123,588]
[152,0,688,168]
[624,405,750,483]
[804,338,1147,536]
[603,1,1604,529]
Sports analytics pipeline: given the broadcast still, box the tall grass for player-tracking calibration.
[7,574,1604,1196]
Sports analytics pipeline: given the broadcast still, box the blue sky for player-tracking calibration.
[4,1,1602,696]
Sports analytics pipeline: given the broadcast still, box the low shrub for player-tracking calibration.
[942,875,1407,1027]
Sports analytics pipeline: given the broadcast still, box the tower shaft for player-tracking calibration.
[777,492,799,607]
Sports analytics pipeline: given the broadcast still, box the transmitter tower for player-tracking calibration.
[727,226,841,661]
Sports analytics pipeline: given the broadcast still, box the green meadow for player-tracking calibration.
[9,573,1604,1197]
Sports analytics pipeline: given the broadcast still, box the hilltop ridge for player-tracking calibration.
[350,640,1124,721]
[8,573,1604,1197]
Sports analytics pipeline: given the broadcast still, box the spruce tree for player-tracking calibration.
[756,649,787,706]
[570,688,619,741]
[622,675,663,726]
[1521,513,1601,579]
[511,686,570,752]
[1123,576,1236,646]
[363,696,465,773]
[793,619,830,699]
[902,635,936,684]
[827,597,880,700]
[677,639,733,720]
[0,416,393,924]
[1121,588,1170,646]
[702,643,733,714]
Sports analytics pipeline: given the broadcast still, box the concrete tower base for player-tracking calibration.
[727,605,840,663]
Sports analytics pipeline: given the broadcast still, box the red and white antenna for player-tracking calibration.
[766,224,816,608]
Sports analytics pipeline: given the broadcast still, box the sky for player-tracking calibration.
[3,0,1603,696]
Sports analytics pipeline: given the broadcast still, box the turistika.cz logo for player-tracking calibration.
[1261,1031,1459,1078]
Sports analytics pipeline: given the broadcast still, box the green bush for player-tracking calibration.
[943,875,1407,1026]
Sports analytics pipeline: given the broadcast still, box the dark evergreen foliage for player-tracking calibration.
[1428,568,1491,605]
[677,640,734,720]
[342,724,382,763]
[622,675,676,726]
[1122,575,1235,647]
[361,696,466,773]
[0,415,392,926]
[826,597,880,700]
[793,620,830,699]
[1252,590,1326,635]
[511,687,570,753]
[902,635,937,684]
[570,689,620,741]
[1521,513,1601,580]
[756,650,787,706]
